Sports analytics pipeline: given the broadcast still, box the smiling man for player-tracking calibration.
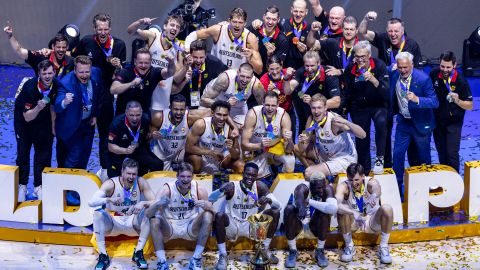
[185,7,263,74]
[4,22,74,78]
[308,0,345,40]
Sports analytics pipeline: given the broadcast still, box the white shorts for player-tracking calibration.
[200,152,230,174]
[109,214,138,237]
[152,146,185,171]
[351,211,381,234]
[226,217,250,241]
[316,153,357,176]
[150,80,173,111]
[253,152,295,178]
[232,114,246,126]
[166,217,198,241]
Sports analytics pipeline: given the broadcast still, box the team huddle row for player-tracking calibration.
[89,158,393,270]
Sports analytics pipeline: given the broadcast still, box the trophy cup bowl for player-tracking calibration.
[247,213,273,270]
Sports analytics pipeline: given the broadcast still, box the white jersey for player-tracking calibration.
[106,177,141,216]
[314,112,357,161]
[199,117,230,174]
[153,109,189,161]
[212,25,251,69]
[345,178,379,215]
[251,106,285,143]
[165,180,200,220]
[215,69,257,120]
[148,28,178,111]
[226,181,259,222]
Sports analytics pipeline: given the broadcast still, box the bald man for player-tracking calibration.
[309,0,345,39]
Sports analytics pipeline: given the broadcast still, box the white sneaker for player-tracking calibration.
[373,156,384,175]
[18,184,27,202]
[340,245,356,262]
[33,185,42,200]
[96,168,108,182]
[379,246,392,264]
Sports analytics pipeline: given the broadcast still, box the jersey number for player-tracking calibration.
[241,212,247,219]
[171,142,178,149]
[226,59,233,67]
[178,213,185,219]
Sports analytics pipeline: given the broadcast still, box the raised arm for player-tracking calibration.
[185,119,209,156]
[309,0,324,18]
[332,113,367,139]
[3,21,28,60]
[358,11,377,42]
[185,24,222,51]
[246,34,263,74]
[252,79,265,105]
[127,17,158,35]
[307,21,322,50]
[335,182,355,215]
[200,72,229,108]
[241,109,261,151]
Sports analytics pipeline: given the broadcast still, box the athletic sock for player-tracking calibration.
[136,215,150,251]
[317,239,326,249]
[193,244,205,259]
[217,243,227,255]
[380,232,390,248]
[343,233,353,247]
[156,250,166,262]
[287,239,297,251]
[93,211,107,255]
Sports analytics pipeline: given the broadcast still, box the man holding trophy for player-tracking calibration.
[208,162,282,269]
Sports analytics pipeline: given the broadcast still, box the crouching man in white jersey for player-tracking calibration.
[145,162,214,270]
[242,91,295,180]
[294,93,366,180]
[283,172,337,268]
[152,95,240,171]
[200,63,265,127]
[336,163,394,264]
[208,162,282,269]
[186,100,243,174]
[89,158,156,270]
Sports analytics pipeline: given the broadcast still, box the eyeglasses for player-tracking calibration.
[354,55,369,60]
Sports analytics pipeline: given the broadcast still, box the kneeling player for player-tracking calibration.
[146,162,214,270]
[209,162,282,269]
[336,163,394,264]
[283,172,337,268]
[89,158,155,270]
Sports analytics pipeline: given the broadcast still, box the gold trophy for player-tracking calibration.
[247,214,273,270]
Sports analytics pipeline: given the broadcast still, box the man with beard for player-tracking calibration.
[283,172,337,268]
[335,163,394,264]
[89,158,155,270]
[145,162,214,270]
[127,15,187,113]
[200,63,265,126]
[208,162,282,269]
[247,5,289,76]
[186,100,243,174]
[285,51,340,134]
[185,7,263,74]
[73,13,127,180]
[107,101,163,178]
[294,94,365,180]
[172,39,228,109]
[14,60,59,201]
[309,0,345,40]
[241,91,295,181]
[430,51,473,172]
[4,22,74,78]
[110,48,175,115]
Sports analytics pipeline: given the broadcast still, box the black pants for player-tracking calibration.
[97,100,114,169]
[292,93,311,134]
[107,144,164,178]
[433,121,463,172]
[15,126,53,187]
[350,107,388,174]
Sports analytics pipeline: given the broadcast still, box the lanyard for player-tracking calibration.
[268,71,284,89]
[262,109,277,138]
[228,25,245,47]
[291,19,306,39]
[162,32,184,52]
[306,113,327,133]
[340,37,357,68]
[123,177,137,204]
[211,122,226,142]
[133,67,147,88]
[175,182,194,206]
[443,70,456,93]
[240,181,258,202]
[353,183,365,213]
[301,67,320,93]
[49,52,66,78]
[260,26,276,44]
[389,35,405,65]
[125,116,141,143]
[37,79,52,97]
[95,35,114,57]
[234,77,251,101]
[399,76,411,97]
[189,63,205,92]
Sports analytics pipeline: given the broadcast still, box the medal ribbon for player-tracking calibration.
[268,71,284,89]
[340,37,357,68]
[189,63,205,92]
[211,122,226,142]
[228,25,245,47]
[37,79,52,98]
[240,181,258,202]
[301,67,321,93]
[49,52,67,77]
[291,19,306,39]
[389,35,405,65]
[162,32,184,52]
[125,116,141,143]
[234,77,251,101]
[176,182,194,205]
[443,70,456,93]
[123,177,137,203]
[262,108,277,139]
[353,183,365,213]
[399,76,411,98]
[133,67,146,88]
[260,26,276,43]
[306,113,327,132]
[94,35,114,57]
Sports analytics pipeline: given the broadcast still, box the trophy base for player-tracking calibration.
[249,248,271,270]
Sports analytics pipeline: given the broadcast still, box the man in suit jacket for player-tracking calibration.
[55,55,103,169]
[390,52,438,198]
